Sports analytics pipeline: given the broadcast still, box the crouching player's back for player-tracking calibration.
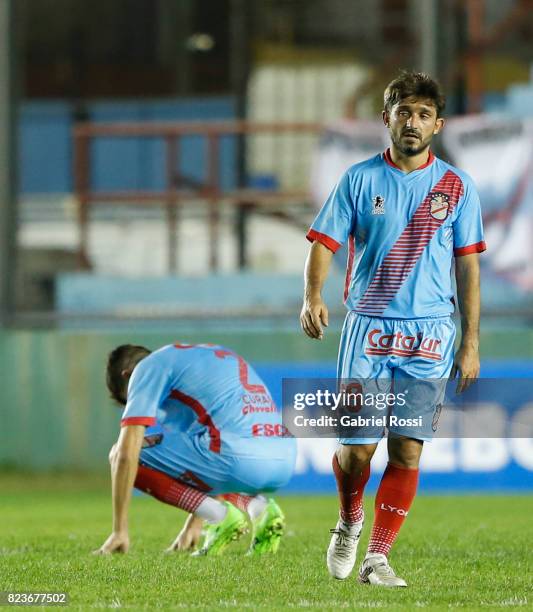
[96,342,296,556]
[126,343,295,493]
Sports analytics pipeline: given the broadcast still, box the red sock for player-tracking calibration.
[332,453,371,524]
[221,493,253,512]
[134,465,206,513]
[367,462,419,557]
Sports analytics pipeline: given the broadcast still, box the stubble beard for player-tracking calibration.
[391,131,433,157]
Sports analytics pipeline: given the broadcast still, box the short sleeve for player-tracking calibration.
[120,357,172,427]
[306,170,355,253]
[452,180,487,257]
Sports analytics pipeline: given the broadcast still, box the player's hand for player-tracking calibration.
[166,515,204,552]
[300,295,329,340]
[450,344,480,393]
[93,531,130,555]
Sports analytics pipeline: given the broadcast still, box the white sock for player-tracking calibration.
[194,497,228,524]
[247,495,268,520]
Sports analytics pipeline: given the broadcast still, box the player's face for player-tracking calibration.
[383,97,444,156]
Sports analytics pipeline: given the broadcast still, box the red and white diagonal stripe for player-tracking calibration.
[356,170,464,316]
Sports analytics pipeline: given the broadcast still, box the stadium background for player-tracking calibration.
[1,0,532,496]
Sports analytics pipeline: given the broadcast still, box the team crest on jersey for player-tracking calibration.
[371,195,385,215]
[429,192,450,220]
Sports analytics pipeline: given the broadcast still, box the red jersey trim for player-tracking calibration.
[306,229,341,253]
[454,241,487,257]
[344,235,355,302]
[121,416,156,427]
[384,148,435,170]
[170,389,221,453]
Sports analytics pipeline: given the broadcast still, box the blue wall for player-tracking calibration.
[19,97,237,193]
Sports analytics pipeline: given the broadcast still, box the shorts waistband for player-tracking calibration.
[350,311,452,323]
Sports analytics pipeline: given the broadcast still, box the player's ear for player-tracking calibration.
[433,117,444,134]
[121,368,133,381]
[382,110,390,127]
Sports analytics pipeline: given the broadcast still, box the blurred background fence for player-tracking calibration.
[1,0,532,491]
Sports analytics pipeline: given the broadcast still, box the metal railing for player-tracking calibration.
[73,120,322,273]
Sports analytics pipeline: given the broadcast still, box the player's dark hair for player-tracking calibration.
[106,344,151,405]
[384,70,445,116]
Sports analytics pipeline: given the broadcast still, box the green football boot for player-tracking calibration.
[249,498,285,555]
[193,502,248,556]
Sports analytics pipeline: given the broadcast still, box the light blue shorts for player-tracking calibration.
[138,428,296,495]
[337,312,456,444]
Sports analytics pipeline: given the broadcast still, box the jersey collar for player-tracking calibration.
[384,148,435,171]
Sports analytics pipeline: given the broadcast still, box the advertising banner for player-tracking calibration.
[256,363,533,493]
[442,116,533,295]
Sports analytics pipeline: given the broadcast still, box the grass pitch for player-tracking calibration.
[0,475,531,610]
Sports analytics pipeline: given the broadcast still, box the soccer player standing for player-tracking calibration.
[301,71,485,587]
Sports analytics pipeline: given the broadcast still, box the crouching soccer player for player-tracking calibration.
[302,71,485,587]
[94,342,296,556]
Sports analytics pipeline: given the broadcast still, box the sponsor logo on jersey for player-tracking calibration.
[365,328,442,360]
[429,192,450,220]
[371,195,385,215]
[242,392,277,415]
[251,423,291,437]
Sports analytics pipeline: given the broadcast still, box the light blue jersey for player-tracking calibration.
[307,149,486,319]
[121,343,295,492]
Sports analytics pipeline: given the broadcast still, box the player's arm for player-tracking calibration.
[94,425,145,554]
[451,252,481,393]
[300,241,334,339]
